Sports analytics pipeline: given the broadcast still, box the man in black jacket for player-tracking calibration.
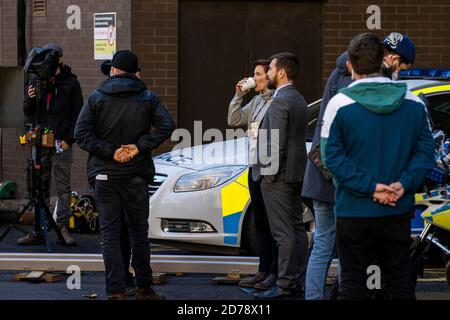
[75,50,175,300]
[20,43,83,246]
[302,52,352,300]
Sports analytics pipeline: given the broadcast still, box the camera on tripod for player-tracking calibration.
[24,46,61,81]
[3,47,69,248]
[20,47,61,147]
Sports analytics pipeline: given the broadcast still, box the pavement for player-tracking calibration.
[0,222,449,300]
[0,268,448,300]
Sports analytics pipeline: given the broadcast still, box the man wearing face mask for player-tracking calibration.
[382,32,416,80]
[20,43,83,246]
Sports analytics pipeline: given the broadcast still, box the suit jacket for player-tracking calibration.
[252,84,308,183]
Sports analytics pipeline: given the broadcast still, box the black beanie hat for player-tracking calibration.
[100,60,112,76]
[111,50,139,73]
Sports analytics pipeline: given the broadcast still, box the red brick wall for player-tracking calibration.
[0,0,18,66]
[323,0,450,84]
[28,0,132,97]
[0,0,178,196]
[3,0,450,197]
[131,0,178,153]
[20,0,133,195]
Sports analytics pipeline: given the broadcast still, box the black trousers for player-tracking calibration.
[248,167,278,274]
[89,182,134,288]
[94,176,152,294]
[120,210,135,287]
[336,213,415,300]
[260,174,309,290]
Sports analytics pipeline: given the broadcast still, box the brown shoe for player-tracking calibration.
[56,223,76,246]
[135,287,166,300]
[108,292,125,300]
[17,232,45,245]
[238,272,268,288]
[254,273,277,291]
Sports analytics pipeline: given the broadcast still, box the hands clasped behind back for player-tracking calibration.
[113,144,140,163]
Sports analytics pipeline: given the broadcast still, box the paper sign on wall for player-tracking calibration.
[94,12,116,60]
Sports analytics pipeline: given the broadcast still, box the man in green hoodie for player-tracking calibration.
[320,33,435,300]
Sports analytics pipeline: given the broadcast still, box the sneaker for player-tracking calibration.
[56,223,76,246]
[17,232,45,245]
[135,287,166,300]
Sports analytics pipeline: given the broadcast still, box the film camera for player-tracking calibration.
[3,47,69,248]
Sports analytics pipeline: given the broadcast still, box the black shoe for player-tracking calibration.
[125,287,136,297]
[254,285,293,300]
[17,232,44,245]
[239,272,268,288]
[293,286,305,300]
[135,287,166,300]
[254,273,277,291]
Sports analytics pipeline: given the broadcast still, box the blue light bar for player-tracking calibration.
[398,68,450,80]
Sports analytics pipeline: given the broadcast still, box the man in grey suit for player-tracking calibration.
[254,52,309,299]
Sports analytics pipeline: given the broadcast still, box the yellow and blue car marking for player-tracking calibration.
[220,170,250,245]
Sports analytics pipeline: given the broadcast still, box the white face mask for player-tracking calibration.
[392,71,399,81]
[109,70,114,77]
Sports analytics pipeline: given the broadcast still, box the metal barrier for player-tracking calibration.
[0,253,260,274]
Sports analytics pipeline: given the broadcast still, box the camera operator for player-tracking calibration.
[19,43,83,246]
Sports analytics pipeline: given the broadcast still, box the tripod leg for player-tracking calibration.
[41,199,67,245]
[0,225,12,242]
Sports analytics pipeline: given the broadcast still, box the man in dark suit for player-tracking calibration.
[253,52,309,299]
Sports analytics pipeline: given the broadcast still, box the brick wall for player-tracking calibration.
[0,0,178,197]
[0,0,18,66]
[323,0,450,83]
[131,0,178,153]
[28,0,132,97]
[3,0,450,197]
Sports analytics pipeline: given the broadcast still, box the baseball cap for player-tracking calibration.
[383,32,416,65]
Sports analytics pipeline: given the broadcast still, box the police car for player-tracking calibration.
[148,68,450,254]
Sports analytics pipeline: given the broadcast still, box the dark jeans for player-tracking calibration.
[260,174,309,290]
[40,147,73,226]
[336,213,415,300]
[120,209,135,287]
[89,182,134,288]
[248,167,278,274]
[94,175,152,295]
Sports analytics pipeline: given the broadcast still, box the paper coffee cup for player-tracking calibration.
[241,77,256,91]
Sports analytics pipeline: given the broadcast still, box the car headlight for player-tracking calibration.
[174,165,246,192]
